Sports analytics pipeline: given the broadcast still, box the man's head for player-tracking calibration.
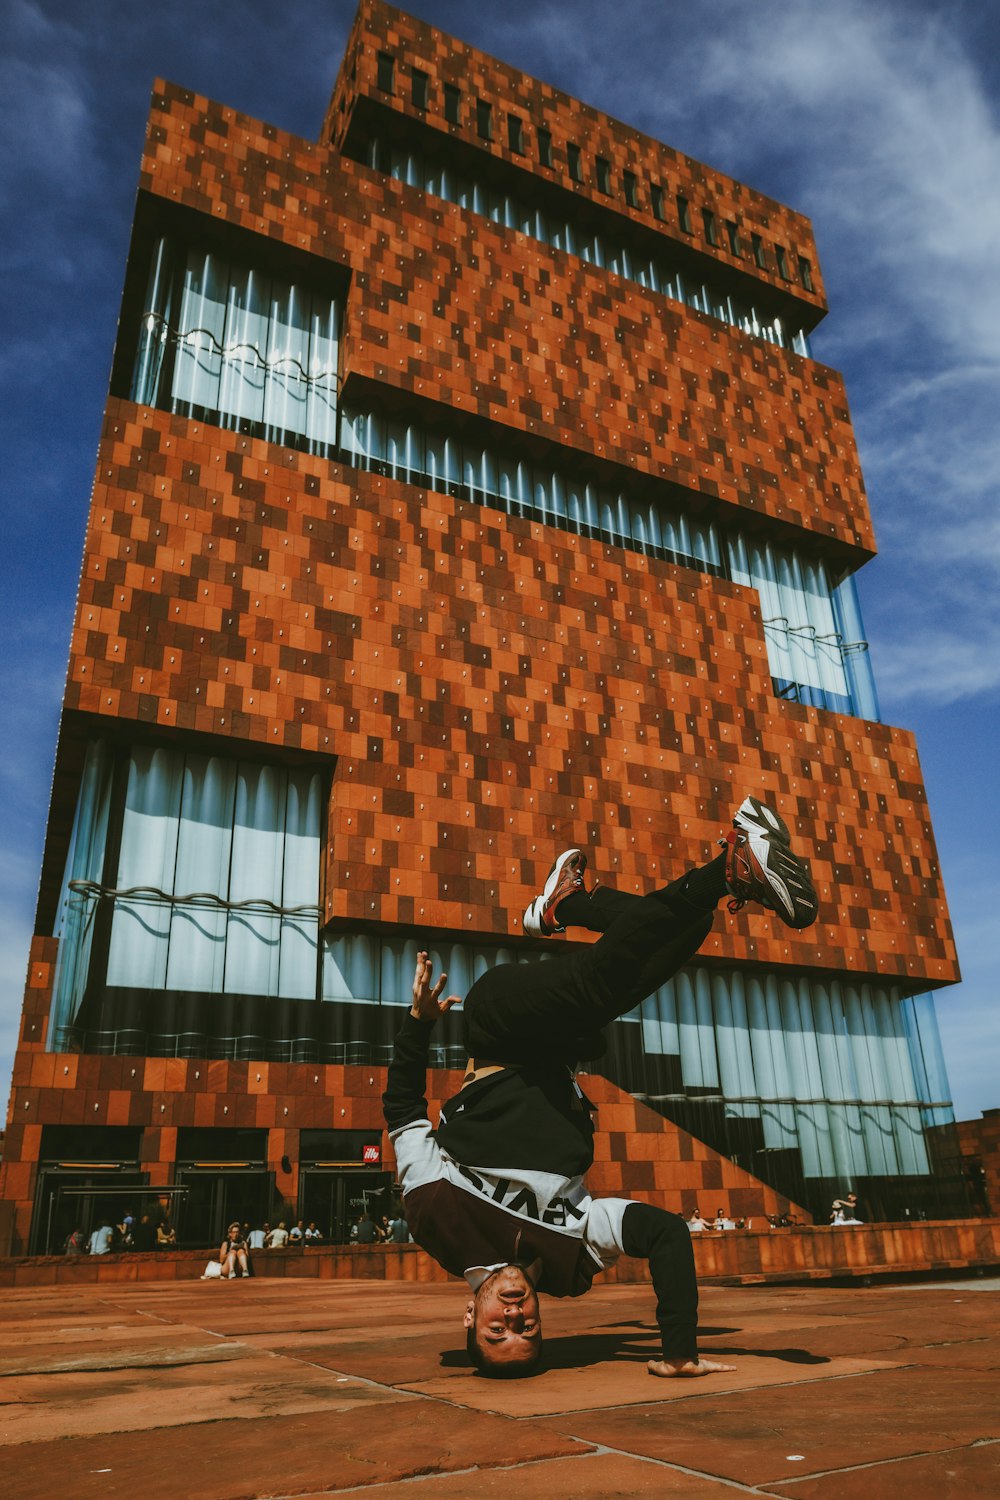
[463,1264,542,1377]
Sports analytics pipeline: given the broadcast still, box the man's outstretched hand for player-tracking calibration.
[647,1357,736,1379]
[410,951,461,1024]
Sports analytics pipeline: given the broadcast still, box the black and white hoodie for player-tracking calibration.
[382,1011,699,1358]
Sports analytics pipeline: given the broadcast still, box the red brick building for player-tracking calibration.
[0,1,966,1254]
[958,1111,1000,1217]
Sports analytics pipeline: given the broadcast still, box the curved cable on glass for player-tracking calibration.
[68,878,321,918]
[140,313,340,388]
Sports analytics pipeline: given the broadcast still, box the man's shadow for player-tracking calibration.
[440,1323,830,1371]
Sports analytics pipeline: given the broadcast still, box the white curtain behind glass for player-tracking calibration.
[132,238,340,453]
[105,745,320,999]
[728,531,851,705]
[626,963,935,1180]
[50,740,115,1040]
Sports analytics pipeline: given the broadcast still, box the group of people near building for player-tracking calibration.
[201,1218,325,1279]
[63,1211,176,1255]
[685,1208,755,1232]
[348,1209,411,1243]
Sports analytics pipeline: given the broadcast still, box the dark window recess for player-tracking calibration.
[377,51,394,94]
[567,142,583,182]
[537,126,552,168]
[726,220,741,256]
[676,193,692,233]
[702,207,718,246]
[650,182,664,220]
[751,232,766,269]
[411,68,428,111]
[798,255,814,291]
[596,155,611,194]
[476,97,493,140]
[507,113,523,152]
[776,244,790,279]
[444,83,461,125]
[623,170,638,209]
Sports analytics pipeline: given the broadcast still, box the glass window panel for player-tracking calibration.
[173,250,227,412]
[218,265,269,427]
[132,238,175,406]
[106,747,185,991]
[305,294,339,452]
[223,763,286,996]
[165,754,236,994]
[50,741,115,1042]
[263,280,310,442]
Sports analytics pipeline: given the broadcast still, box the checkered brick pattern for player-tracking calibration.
[0,5,958,1255]
[68,400,955,984]
[324,1,828,314]
[142,82,871,556]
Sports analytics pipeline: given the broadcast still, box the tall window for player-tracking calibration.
[130,237,340,454]
[411,68,428,111]
[567,142,582,182]
[376,51,394,93]
[537,126,552,168]
[702,207,718,246]
[751,232,766,269]
[444,83,461,125]
[650,182,664,220]
[596,155,611,194]
[676,194,692,233]
[776,244,791,279]
[798,255,814,291]
[727,532,877,716]
[476,97,493,139]
[623,170,638,209]
[725,220,740,256]
[50,743,324,1048]
[507,113,524,152]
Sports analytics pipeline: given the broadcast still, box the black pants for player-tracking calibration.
[462,874,714,1065]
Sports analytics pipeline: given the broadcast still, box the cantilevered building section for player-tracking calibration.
[0,0,965,1254]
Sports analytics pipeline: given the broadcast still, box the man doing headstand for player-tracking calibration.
[382,797,817,1378]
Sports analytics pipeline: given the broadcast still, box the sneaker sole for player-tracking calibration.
[523,848,584,937]
[734,798,817,929]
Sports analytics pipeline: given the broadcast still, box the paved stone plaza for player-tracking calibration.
[1,1275,999,1496]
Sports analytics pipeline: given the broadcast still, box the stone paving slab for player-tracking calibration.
[0,1354,413,1445]
[2,1406,590,1500]
[304,1451,738,1496]
[760,1441,1000,1497]
[0,1276,997,1497]
[542,1365,1000,1488]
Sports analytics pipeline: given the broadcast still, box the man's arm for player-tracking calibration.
[621,1203,735,1379]
[382,952,461,1194]
[382,950,460,1131]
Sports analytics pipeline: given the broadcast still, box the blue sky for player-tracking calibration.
[2,0,997,1122]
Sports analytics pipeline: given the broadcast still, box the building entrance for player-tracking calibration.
[33,1170,150,1256]
[174,1168,273,1248]
[173,1127,272,1248]
[299,1168,393,1244]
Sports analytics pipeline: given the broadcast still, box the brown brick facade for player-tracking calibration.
[0,0,960,1252]
[324,1,828,314]
[68,400,953,979]
[142,81,870,556]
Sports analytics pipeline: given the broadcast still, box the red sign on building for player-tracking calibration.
[362,1144,381,1164]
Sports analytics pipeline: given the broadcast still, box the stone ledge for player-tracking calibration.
[2,1219,998,1288]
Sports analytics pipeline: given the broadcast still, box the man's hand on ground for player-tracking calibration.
[647,1357,736,1378]
[410,951,461,1024]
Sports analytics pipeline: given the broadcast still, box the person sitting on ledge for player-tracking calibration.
[383,797,818,1379]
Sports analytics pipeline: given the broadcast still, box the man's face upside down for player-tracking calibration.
[463,1264,542,1374]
